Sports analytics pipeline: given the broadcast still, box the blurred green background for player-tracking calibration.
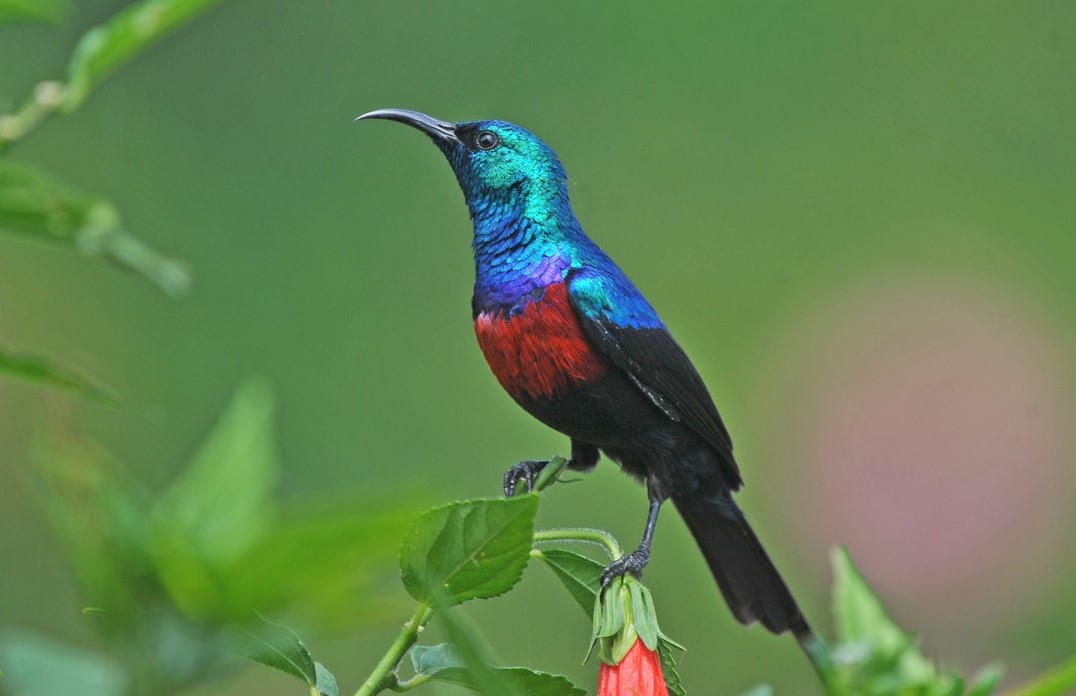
[2,1,1075,694]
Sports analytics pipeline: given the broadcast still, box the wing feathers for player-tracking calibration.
[566,269,742,488]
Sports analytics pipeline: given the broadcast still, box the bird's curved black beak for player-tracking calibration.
[356,108,459,145]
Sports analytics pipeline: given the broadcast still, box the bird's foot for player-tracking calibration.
[503,460,549,497]
[600,547,651,587]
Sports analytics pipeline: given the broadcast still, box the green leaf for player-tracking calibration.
[151,378,279,615]
[826,547,1006,695]
[314,662,339,696]
[429,613,584,696]
[434,608,525,696]
[0,160,190,295]
[831,547,934,676]
[965,664,1003,696]
[534,548,603,618]
[410,643,466,675]
[0,628,127,696]
[430,666,586,696]
[658,637,688,696]
[832,547,907,654]
[63,0,227,111]
[532,455,570,492]
[214,494,422,625]
[400,496,538,607]
[0,0,72,24]
[1006,654,1076,696]
[27,425,160,633]
[226,618,317,687]
[226,618,338,696]
[0,341,117,403]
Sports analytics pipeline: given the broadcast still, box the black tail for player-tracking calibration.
[672,491,815,648]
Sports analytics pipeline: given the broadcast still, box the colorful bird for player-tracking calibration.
[358,109,813,646]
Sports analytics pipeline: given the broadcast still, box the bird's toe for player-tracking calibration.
[502,459,549,497]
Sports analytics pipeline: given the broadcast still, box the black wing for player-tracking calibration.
[567,269,742,489]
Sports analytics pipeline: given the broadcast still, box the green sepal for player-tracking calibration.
[630,580,658,651]
[591,575,675,665]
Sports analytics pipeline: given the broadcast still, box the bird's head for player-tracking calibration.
[357,108,568,218]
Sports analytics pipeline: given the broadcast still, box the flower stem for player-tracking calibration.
[354,604,433,696]
[534,526,623,560]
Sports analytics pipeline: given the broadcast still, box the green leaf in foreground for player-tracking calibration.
[0,341,117,403]
[433,612,585,696]
[155,378,278,564]
[1005,654,1076,696]
[0,0,72,25]
[314,662,339,696]
[0,160,190,295]
[434,608,523,696]
[216,493,422,625]
[226,618,315,686]
[400,496,538,606]
[828,547,990,695]
[429,666,585,696]
[832,547,918,659]
[966,664,1003,696]
[410,643,465,675]
[411,642,585,695]
[658,637,688,696]
[151,378,278,615]
[63,0,227,111]
[534,548,603,618]
[226,618,337,696]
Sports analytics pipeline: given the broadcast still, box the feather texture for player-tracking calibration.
[566,267,741,488]
[475,281,606,401]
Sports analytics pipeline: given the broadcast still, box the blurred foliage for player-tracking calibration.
[0,160,189,296]
[2,1,1076,695]
[0,0,211,400]
[0,379,416,695]
[60,0,226,113]
[1005,656,1076,696]
[0,0,71,25]
[0,341,116,403]
[823,549,1002,696]
[5,397,1076,696]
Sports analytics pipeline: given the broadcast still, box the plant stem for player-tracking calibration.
[354,604,433,696]
[534,526,623,560]
[0,81,66,154]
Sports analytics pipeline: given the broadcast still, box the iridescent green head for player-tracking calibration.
[357,109,569,220]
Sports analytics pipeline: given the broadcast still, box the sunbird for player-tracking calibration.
[359,109,813,646]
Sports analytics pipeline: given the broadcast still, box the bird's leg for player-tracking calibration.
[600,484,664,587]
[503,440,600,498]
[503,460,549,497]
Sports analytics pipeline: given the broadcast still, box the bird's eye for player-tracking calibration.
[476,131,500,150]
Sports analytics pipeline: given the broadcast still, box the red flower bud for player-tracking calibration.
[597,637,669,696]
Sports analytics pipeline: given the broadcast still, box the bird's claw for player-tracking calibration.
[600,548,651,587]
[503,459,549,497]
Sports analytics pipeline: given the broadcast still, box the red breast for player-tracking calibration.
[474,282,606,401]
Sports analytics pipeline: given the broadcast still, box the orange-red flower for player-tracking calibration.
[597,636,669,696]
